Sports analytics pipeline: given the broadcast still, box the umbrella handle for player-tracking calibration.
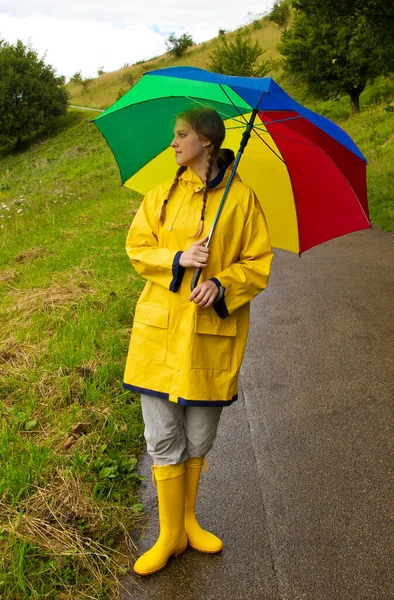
[191,268,202,291]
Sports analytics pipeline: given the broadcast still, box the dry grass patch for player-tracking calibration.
[15,246,47,262]
[7,280,94,318]
[0,268,16,283]
[105,222,130,231]
[0,470,142,599]
[0,337,40,382]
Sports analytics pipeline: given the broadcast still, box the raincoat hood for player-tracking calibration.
[179,148,237,190]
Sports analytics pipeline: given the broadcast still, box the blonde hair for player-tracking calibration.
[159,108,226,237]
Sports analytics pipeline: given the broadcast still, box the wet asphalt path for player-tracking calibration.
[121,228,393,600]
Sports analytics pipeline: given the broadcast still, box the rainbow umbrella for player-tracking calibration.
[92,66,370,255]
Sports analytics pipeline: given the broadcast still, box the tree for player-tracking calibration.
[69,71,92,91]
[69,71,83,85]
[0,39,68,146]
[293,0,394,39]
[293,0,394,72]
[279,11,385,113]
[208,30,270,77]
[269,0,292,29]
[166,33,194,57]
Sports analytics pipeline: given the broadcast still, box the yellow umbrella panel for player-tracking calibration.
[124,114,299,254]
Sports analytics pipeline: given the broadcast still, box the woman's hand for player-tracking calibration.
[189,280,219,308]
[179,236,209,268]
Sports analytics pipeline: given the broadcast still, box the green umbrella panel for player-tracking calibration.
[93,74,252,185]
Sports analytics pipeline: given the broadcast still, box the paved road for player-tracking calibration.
[122,228,393,600]
[69,105,105,112]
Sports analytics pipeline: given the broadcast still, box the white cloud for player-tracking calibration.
[1,1,270,28]
[0,14,167,78]
[0,1,273,79]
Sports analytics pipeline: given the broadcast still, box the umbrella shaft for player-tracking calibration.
[206,106,260,249]
[191,101,263,291]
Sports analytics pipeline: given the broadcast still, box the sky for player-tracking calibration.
[0,1,274,81]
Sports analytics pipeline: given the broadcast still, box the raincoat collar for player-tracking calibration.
[179,148,239,190]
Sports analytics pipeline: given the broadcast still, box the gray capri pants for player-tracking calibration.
[141,394,223,466]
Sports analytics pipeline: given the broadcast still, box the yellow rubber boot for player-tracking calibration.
[134,463,188,576]
[184,457,223,553]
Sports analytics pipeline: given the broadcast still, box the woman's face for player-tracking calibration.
[171,119,210,168]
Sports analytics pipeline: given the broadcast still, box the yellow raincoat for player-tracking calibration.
[123,160,273,405]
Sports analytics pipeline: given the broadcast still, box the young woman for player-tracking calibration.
[123,107,273,576]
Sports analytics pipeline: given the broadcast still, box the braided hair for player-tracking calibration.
[158,165,187,225]
[158,108,226,236]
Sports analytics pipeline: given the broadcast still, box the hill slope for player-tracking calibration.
[68,19,283,109]
[0,109,145,599]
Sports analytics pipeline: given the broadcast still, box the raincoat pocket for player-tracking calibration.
[192,312,237,370]
[130,303,169,362]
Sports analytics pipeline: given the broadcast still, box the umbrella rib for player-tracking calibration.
[250,126,286,163]
[218,85,286,164]
[262,115,304,125]
[183,96,249,124]
[229,121,322,151]
[183,90,287,160]
[216,86,323,150]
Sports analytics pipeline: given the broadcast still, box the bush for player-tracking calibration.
[81,78,92,92]
[69,71,83,85]
[122,71,135,87]
[208,30,270,77]
[360,76,394,109]
[269,0,292,28]
[0,38,69,147]
[165,32,194,57]
[69,71,92,92]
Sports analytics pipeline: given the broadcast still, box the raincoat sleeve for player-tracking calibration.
[125,191,184,290]
[213,190,273,316]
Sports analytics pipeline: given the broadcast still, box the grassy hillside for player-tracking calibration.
[0,110,145,599]
[1,18,393,600]
[68,19,283,109]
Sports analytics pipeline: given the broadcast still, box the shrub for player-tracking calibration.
[0,38,68,147]
[269,0,292,28]
[122,71,135,87]
[208,30,270,77]
[165,32,195,57]
[70,71,83,85]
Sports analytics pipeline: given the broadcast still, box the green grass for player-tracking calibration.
[0,110,145,599]
[343,106,394,231]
